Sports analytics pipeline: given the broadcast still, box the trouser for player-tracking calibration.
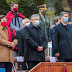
[58,60,64,62]
[58,59,72,62]
[64,59,72,62]
[22,62,28,70]
[0,62,12,72]
[27,61,39,71]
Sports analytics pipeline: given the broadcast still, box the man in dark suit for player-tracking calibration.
[24,14,47,70]
[53,11,72,62]
[16,18,30,70]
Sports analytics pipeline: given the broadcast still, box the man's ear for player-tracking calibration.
[23,24,25,27]
[61,17,63,19]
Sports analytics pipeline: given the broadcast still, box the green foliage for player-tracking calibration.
[6,0,20,6]
[53,0,64,16]
[0,0,72,18]
[46,10,54,19]
[67,0,72,10]
[6,0,46,18]
[18,0,46,18]
[0,0,10,15]
[0,0,46,17]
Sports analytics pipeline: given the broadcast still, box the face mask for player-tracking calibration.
[64,17,69,22]
[26,23,30,26]
[13,8,18,12]
[41,11,46,15]
[1,22,7,27]
[34,20,40,26]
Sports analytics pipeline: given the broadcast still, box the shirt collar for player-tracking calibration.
[60,22,67,27]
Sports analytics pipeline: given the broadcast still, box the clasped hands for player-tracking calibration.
[11,42,16,49]
[37,46,43,51]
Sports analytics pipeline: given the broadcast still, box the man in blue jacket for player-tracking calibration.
[49,16,60,56]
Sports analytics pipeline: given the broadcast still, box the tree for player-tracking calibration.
[6,0,46,18]
[66,0,72,21]
[0,0,10,15]
[53,0,64,16]
[18,0,46,18]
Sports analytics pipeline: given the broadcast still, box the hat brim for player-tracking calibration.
[39,8,47,10]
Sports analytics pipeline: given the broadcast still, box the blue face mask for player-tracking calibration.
[26,23,30,26]
[64,17,69,22]
[34,20,40,26]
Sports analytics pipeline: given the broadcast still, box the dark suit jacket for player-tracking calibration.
[16,28,26,56]
[53,22,72,60]
[24,23,47,62]
[49,28,54,41]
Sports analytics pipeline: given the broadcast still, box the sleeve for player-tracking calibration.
[0,35,11,47]
[49,28,53,41]
[47,17,50,41]
[41,33,47,50]
[16,31,24,56]
[47,17,50,28]
[13,39,18,46]
[24,27,39,50]
[14,35,18,39]
[53,27,59,53]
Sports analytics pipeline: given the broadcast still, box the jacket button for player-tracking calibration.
[40,39,41,40]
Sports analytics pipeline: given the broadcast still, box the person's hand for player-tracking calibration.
[37,46,43,51]
[55,53,60,57]
[11,42,16,49]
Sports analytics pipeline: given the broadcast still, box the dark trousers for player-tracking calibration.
[58,59,72,62]
[0,62,12,72]
[22,62,27,70]
[64,59,72,62]
[27,61,39,71]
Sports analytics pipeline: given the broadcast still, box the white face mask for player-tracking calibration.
[26,23,30,26]
[34,20,40,26]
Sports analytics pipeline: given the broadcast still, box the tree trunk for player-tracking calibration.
[70,11,72,21]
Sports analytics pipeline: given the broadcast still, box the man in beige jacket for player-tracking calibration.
[0,15,18,72]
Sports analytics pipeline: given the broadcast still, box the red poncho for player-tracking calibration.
[6,11,25,27]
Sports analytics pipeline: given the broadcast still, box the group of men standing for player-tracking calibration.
[1,1,72,72]
[0,2,50,72]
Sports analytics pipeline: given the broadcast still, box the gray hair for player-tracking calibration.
[60,11,68,19]
[31,14,39,20]
[54,16,60,25]
[22,18,29,25]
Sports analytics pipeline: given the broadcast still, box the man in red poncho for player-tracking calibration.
[6,2,25,31]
